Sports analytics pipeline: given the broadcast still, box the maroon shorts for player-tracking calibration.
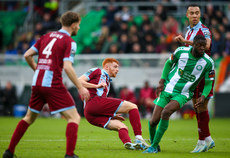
[84,96,124,128]
[29,86,75,114]
[193,78,215,99]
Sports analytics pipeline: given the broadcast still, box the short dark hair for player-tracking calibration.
[193,35,206,43]
[60,11,81,27]
[187,4,200,10]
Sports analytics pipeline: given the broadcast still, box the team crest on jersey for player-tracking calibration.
[196,65,203,71]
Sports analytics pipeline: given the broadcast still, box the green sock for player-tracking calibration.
[152,119,169,148]
[148,121,156,144]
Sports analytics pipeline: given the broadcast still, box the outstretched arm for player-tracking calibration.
[175,35,211,50]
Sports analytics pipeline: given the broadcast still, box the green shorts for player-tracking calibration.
[153,91,191,108]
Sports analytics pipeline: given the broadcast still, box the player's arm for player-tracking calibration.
[156,59,173,97]
[63,61,90,101]
[78,75,106,89]
[24,48,37,71]
[175,35,193,46]
[195,63,215,107]
[175,35,211,51]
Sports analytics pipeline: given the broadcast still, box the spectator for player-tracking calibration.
[2,81,17,116]
[117,6,132,22]
[108,43,120,54]
[152,15,163,37]
[211,30,224,60]
[223,31,230,57]
[119,34,129,53]
[162,16,179,44]
[155,4,167,21]
[119,86,137,104]
[145,44,155,53]
[138,81,156,119]
[131,43,142,53]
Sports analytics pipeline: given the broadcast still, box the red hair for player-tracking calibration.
[102,58,119,68]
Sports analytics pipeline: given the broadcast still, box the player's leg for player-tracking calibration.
[192,98,214,152]
[117,101,149,148]
[106,119,142,150]
[146,100,180,154]
[3,109,39,158]
[61,108,80,158]
[46,86,80,158]
[149,104,163,144]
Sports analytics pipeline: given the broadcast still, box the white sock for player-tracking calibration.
[198,140,205,145]
[205,136,213,143]
[135,135,143,140]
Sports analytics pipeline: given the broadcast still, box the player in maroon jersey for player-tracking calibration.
[3,11,90,158]
[175,4,215,152]
[78,58,150,150]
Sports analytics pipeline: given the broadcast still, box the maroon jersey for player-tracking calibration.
[185,21,212,56]
[31,29,76,87]
[84,68,111,97]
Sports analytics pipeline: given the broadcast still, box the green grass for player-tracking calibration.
[0,117,230,158]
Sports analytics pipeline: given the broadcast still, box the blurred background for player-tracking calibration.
[0,0,229,119]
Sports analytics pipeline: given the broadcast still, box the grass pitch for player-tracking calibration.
[0,117,230,158]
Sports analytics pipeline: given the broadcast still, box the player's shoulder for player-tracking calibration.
[174,46,190,54]
[203,54,214,65]
[200,23,209,29]
[88,67,101,73]
[200,23,211,33]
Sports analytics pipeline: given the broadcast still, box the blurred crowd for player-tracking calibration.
[0,1,230,62]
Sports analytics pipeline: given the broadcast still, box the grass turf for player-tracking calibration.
[0,117,229,158]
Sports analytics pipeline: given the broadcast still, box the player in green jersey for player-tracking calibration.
[143,35,215,154]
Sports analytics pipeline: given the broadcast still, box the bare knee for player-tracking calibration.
[61,108,81,124]
[67,113,81,124]
[23,115,36,125]
[118,101,138,114]
[118,124,128,131]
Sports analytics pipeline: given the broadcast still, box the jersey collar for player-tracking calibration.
[58,29,70,36]
[187,21,202,30]
[102,69,112,82]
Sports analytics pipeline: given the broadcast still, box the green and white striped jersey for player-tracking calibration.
[164,46,215,98]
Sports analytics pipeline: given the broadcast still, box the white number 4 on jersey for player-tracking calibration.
[42,38,57,58]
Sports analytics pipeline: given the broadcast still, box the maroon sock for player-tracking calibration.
[66,122,78,156]
[196,112,205,140]
[199,111,211,138]
[129,109,142,136]
[8,120,29,153]
[118,128,131,144]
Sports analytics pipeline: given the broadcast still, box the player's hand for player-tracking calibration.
[78,87,90,102]
[194,95,205,108]
[97,82,107,89]
[156,79,164,97]
[112,114,125,121]
[175,35,185,43]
